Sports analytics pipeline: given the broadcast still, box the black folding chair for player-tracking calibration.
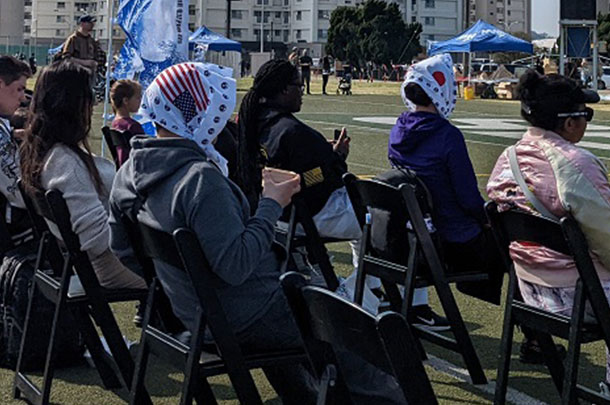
[343,172,488,385]
[486,201,610,405]
[278,196,342,290]
[102,126,133,169]
[129,221,306,405]
[0,193,15,255]
[281,271,438,405]
[13,188,151,405]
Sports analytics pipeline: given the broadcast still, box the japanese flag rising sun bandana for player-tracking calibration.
[140,62,236,176]
[401,53,457,119]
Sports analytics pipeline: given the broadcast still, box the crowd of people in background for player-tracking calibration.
[2,35,610,401]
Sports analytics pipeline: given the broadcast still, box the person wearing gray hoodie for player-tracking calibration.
[109,62,408,404]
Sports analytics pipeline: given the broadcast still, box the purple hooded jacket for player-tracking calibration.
[388,111,485,243]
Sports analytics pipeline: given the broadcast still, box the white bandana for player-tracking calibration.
[401,54,457,119]
[140,62,236,176]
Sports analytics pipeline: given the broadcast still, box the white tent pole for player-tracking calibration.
[101,0,115,156]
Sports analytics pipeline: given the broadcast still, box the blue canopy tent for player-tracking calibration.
[428,20,533,55]
[189,26,242,52]
[47,43,64,56]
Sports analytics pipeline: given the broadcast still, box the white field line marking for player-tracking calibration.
[425,354,549,405]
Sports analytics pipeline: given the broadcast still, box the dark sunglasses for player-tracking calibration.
[557,107,594,122]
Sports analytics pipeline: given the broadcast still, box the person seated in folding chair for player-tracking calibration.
[109,79,145,166]
[109,62,409,404]
[235,59,380,292]
[0,56,34,253]
[487,70,610,392]
[386,54,503,329]
[19,60,147,291]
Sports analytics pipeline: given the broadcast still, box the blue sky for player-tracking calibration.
[532,0,559,36]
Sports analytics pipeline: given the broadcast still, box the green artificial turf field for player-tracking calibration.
[4,76,610,404]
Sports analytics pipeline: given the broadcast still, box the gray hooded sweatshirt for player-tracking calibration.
[108,137,284,333]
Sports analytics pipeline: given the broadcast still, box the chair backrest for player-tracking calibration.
[102,126,132,169]
[485,201,610,337]
[135,221,253,359]
[281,272,437,405]
[484,201,570,272]
[0,193,14,253]
[343,172,416,265]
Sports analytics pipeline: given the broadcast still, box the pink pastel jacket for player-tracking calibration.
[487,127,610,288]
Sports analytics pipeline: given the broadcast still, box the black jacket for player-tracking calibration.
[257,107,347,216]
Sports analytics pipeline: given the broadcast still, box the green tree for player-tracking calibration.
[326,0,422,67]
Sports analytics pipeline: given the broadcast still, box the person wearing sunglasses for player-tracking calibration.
[487,70,610,383]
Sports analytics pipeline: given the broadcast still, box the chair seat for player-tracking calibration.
[200,348,307,376]
[67,275,147,302]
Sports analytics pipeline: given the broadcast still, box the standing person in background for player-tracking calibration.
[28,54,37,75]
[300,49,313,95]
[62,15,100,75]
[322,55,331,95]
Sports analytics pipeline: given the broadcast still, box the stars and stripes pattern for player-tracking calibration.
[154,63,211,123]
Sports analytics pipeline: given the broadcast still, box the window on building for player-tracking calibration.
[24,26,31,33]
[317,29,328,39]
[25,0,32,5]
[99,15,104,22]
[318,10,330,19]
[254,29,260,39]
[273,0,282,6]
[411,16,417,22]
[189,5,196,15]
[188,23,195,31]
[507,10,511,16]
[274,29,281,36]
[55,29,66,36]
[275,11,281,19]
[231,10,243,19]
[424,17,435,25]
[427,34,435,41]
[56,15,66,23]
[425,0,434,7]
[256,0,269,4]
[296,11,302,20]
[231,28,242,38]
[57,2,65,9]
[283,30,289,42]
[24,12,31,19]
[296,30,302,39]
[264,11,270,22]
[284,11,290,23]
[284,0,289,5]
[508,0,511,4]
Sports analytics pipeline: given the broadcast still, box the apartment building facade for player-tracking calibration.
[22,0,123,49]
[467,0,531,35]
[0,0,25,47]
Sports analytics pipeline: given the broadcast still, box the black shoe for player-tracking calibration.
[408,305,450,331]
[519,338,567,364]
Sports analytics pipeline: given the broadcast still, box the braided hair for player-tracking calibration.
[236,59,298,211]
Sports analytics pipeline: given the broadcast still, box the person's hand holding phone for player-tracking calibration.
[332,127,350,158]
[261,168,301,208]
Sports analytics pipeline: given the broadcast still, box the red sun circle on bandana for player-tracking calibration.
[432,71,446,86]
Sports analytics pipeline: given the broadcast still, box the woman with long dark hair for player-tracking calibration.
[20,60,146,290]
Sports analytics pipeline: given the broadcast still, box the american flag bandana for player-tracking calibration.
[140,62,236,176]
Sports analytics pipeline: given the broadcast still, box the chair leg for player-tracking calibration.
[353,224,369,306]
[494,272,517,405]
[194,380,218,405]
[181,315,207,405]
[434,279,487,384]
[130,286,157,405]
[74,304,122,389]
[89,297,153,405]
[535,331,565,393]
[561,280,586,405]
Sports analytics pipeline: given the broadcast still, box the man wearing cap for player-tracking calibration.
[62,15,100,73]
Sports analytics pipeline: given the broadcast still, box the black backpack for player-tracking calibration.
[0,243,85,371]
